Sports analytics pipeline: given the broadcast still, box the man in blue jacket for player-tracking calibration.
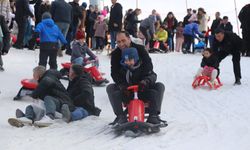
[35,12,67,69]
[182,21,204,53]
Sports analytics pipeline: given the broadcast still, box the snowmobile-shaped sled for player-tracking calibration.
[60,62,109,86]
[13,79,38,100]
[112,85,168,136]
[192,76,222,90]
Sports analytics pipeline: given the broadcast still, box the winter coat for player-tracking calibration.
[198,14,209,32]
[140,15,156,36]
[211,18,222,35]
[69,1,82,26]
[163,17,178,33]
[219,22,233,32]
[94,21,107,38]
[108,2,123,31]
[183,14,191,27]
[238,4,250,30]
[176,26,184,39]
[50,0,72,24]
[35,18,67,44]
[85,11,98,37]
[0,0,11,22]
[31,70,75,111]
[183,22,203,38]
[212,31,243,54]
[125,11,140,32]
[0,15,10,55]
[15,0,34,20]
[71,40,96,65]
[154,29,168,42]
[111,42,156,87]
[201,54,219,69]
[67,76,100,116]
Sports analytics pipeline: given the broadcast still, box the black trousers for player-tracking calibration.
[15,17,28,47]
[242,31,250,56]
[183,34,194,52]
[217,50,242,80]
[95,37,104,49]
[39,49,58,69]
[106,82,165,116]
[126,28,137,38]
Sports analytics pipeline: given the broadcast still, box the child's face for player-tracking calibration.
[124,59,135,67]
[203,51,211,58]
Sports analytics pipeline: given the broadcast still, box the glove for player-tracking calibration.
[138,80,149,92]
[119,85,131,97]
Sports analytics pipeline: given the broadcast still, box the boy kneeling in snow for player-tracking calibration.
[71,30,99,67]
[195,48,219,85]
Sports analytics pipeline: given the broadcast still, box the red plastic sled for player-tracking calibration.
[112,85,167,135]
[61,62,109,86]
[21,79,38,90]
[192,76,222,89]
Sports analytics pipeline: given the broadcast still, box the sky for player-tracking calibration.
[80,0,249,34]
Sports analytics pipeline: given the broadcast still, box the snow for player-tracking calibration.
[1,48,250,150]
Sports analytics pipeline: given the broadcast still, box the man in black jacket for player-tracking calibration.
[67,64,101,116]
[0,15,11,71]
[183,8,192,27]
[31,66,75,119]
[106,31,165,125]
[125,8,141,38]
[210,12,222,48]
[13,0,35,49]
[219,16,233,32]
[51,0,72,56]
[213,29,243,85]
[108,0,123,49]
[239,4,250,56]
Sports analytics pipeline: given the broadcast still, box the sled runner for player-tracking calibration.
[8,118,52,128]
[112,85,167,137]
[60,62,109,86]
[13,79,38,100]
[192,76,223,89]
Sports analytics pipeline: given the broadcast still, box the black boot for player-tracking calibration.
[234,78,241,85]
[147,115,161,124]
[110,115,127,125]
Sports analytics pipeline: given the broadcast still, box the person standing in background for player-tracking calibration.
[108,0,123,50]
[210,12,222,48]
[0,15,10,71]
[13,0,35,49]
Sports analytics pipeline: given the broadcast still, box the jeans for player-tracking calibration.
[71,107,89,121]
[15,17,28,47]
[110,31,117,49]
[44,96,61,116]
[55,22,70,49]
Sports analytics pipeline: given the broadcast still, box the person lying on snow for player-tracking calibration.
[107,31,165,125]
[24,66,90,123]
[71,30,99,67]
[194,48,219,85]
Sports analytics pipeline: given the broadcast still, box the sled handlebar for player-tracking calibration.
[127,85,139,92]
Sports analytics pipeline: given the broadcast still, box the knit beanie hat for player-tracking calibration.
[121,47,139,63]
[71,64,83,76]
[81,2,87,9]
[76,30,85,40]
[42,12,51,20]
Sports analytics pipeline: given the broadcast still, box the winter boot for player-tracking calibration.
[234,78,241,85]
[16,109,25,118]
[61,104,71,123]
[110,115,128,125]
[147,115,161,124]
[0,65,4,71]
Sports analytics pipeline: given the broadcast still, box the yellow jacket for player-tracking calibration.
[154,29,168,42]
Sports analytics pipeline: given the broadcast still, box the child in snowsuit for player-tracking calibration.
[35,12,67,69]
[195,48,219,84]
[94,15,107,53]
[71,30,99,67]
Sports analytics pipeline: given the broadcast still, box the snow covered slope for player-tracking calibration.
[1,48,250,150]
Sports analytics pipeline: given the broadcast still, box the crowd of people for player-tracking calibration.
[0,0,250,126]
